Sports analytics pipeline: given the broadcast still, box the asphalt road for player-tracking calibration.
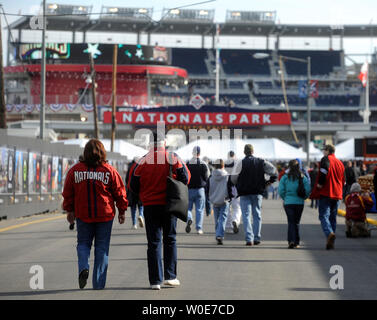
[0,199,377,300]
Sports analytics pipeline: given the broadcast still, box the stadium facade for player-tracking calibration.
[3,4,377,150]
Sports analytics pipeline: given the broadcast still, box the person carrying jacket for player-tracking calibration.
[310,144,345,250]
[125,157,145,230]
[185,146,210,234]
[231,144,277,246]
[129,133,190,290]
[62,139,128,290]
[207,159,234,245]
[278,159,311,248]
[224,151,242,234]
[345,183,373,238]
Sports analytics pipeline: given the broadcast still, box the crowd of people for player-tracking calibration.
[61,137,377,291]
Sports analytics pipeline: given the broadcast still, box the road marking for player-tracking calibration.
[0,215,65,233]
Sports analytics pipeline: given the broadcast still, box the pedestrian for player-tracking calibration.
[125,157,145,230]
[62,139,128,290]
[344,183,373,238]
[185,146,210,234]
[345,160,356,197]
[129,133,190,290]
[202,156,214,217]
[278,159,311,248]
[207,159,233,245]
[231,144,278,246]
[310,144,345,250]
[225,151,242,234]
[309,162,319,209]
[360,163,368,176]
[353,161,361,180]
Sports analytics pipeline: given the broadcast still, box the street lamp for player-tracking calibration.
[253,53,312,167]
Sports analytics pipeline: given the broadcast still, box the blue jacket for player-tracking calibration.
[278,174,311,205]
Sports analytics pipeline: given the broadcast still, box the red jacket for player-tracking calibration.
[62,162,128,223]
[310,154,345,200]
[345,193,374,221]
[130,147,191,206]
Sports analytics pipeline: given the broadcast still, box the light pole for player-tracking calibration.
[253,53,312,167]
[40,0,46,140]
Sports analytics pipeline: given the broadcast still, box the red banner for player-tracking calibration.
[103,112,291,126]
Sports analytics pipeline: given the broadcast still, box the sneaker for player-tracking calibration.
[326,232,336,250]
[288,242,295,249]
[151,284,161,290]
[132,224,137,230]
[138,216,145,228]
[197,229,204,235]
[246,241,253,246]
[216,237,223,245]
[232,221,239,234]
[253,240,261,245]
[185,220,192,233]
[164,279,180,286]
[79,269,89,289]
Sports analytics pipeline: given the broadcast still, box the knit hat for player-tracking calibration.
[350,183,362,193]
[192,146,201,156]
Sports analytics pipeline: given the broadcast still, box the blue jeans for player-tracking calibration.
[240,194,263,242]
[76,218,113,289]
[318,197,340,237]
[144,205,178,286]
[131,203,144,225]
[213,202,230,239]
[187,188,206,231]
[284,204,304,245]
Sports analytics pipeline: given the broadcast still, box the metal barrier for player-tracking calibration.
[0,132,126,220]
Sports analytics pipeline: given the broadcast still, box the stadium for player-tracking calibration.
[2,3,377,156]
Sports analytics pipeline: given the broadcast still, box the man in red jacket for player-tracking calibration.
[62,139,128,290]
[312,144,345,250]
[129,133,190,290]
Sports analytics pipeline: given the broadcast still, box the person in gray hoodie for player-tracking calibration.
[206,159,233,245]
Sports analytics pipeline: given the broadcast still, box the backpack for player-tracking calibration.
[297,174,307,199]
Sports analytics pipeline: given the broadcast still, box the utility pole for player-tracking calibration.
[39,0,46,139]
[306,56,311,167]
[89,53,99,139]
[111,44,117,152]
[0,14,7,128]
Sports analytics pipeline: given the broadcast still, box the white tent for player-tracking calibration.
[56,139,148,160]
[335,138,355,160]
[310,142,323,161]
[175,138,307,161]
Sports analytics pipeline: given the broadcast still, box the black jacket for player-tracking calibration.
[233,156,277,196]
[186,158,210,189]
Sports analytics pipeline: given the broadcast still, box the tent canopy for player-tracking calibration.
[56,139,148,160]
[335,138,356,160]
[175,138,307,162]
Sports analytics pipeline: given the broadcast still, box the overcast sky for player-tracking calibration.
[1,0,377,64]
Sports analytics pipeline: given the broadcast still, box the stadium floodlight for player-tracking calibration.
[162,8,215,22]
[48,4,58,10]
[100,6,153,20]
[226,10,276,24]
[46,3,92,16]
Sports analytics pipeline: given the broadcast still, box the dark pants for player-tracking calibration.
[310,199,318,209]
[76,218,113,289]
[283,204,304,245]
[143,205,178,285]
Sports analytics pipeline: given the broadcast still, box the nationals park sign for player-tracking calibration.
[103,111,291,126]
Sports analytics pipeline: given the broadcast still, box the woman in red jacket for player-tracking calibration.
[62,139,128,290]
